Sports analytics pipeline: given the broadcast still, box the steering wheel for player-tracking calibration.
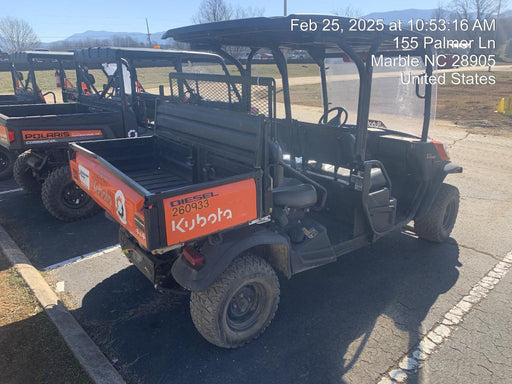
[318,107,349,127]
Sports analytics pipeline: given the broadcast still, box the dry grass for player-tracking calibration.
[0,252,92,384]
[436,70,512,134]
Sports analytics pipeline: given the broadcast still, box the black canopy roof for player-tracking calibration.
[10,51,74,64]
[163,14,425,55]
[74,47,224,64]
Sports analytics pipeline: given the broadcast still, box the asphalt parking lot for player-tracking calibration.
[1,122,511,383]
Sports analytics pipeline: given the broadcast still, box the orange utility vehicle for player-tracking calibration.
[70,15,462,348]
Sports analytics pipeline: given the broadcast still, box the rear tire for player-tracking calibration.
[190,253,280,348]
[414,183,460,243]
[13,150,41,192]
[41,165,101,221]
[0,147,15,180]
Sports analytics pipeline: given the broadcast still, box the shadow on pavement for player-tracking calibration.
[77,231,461,384]
[0,191,119,269]
[0,178,18,193]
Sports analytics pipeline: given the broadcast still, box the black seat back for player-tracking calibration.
[155,101,266,169]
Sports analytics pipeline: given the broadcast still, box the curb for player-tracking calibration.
[0,224,125,384]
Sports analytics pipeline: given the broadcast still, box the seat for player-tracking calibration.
[273,178,317,209]
[370,168,387,191]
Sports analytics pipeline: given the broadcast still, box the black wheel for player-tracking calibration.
[190,253,280,348]
[41,165,101,222]
[414,183,460,243]
[13,150,41,193]
[0,147,16,180]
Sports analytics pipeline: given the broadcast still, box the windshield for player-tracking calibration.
[325,57,360,126]
[369,56,436,138]
[326,55,436,138]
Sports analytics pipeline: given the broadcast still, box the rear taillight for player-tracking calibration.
[8,131,15,143]
[433,140,450,161]
[183,246,204,268]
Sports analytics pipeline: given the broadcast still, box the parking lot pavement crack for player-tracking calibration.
[461,195,512,203]
[447,132,471,148]
[477,363,494,376]
[457,244,502,262]
[377,250,512,384]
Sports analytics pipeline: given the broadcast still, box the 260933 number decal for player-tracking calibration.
[171,199,210,216]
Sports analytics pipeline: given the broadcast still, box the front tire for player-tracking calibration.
[190,253,280,348]
[41,165,101,221]
[414,183,460,242]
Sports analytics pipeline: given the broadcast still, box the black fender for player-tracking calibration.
[171,225,290,291]
[415,162,462,219]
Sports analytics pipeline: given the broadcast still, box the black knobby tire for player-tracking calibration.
[41,165,101,222]
[190,253,280,348]
[13,150,41,192]
[414,183,460,243]
[0,147,16,180]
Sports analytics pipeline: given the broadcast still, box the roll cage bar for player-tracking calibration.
[9,51,76,103]
[73,47,231,99]
[164,15,435,167]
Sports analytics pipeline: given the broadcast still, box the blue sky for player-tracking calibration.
[2,0,444,42]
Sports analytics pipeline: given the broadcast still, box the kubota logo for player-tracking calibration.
[171,208,233,233]
[115,190,127,224]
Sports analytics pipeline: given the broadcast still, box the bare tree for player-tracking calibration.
[332,5,362,18]
[193,0,263,24]
[450,0,506,53]
[193,0,233,24]
[431,3,451,19]
[233,6,264,19]
[451,0,503,20]
[0,17,40,52]
[192,0,265,59]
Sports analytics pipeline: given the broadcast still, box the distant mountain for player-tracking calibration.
[363,8,439,23]
[42,30,172,49]
[63,30,168,45]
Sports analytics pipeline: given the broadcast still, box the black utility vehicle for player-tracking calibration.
[0,47,228,220]
[0,51,77,179]
[71,15,462,348]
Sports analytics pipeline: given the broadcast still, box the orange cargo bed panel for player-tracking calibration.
[163,179,257,246]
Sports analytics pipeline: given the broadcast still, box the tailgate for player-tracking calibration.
[162,178,258,247]
[69,145,150,249]
[0,123,12,149]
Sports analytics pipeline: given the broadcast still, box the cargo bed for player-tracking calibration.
[70,103,269,251]
[0,102,123,151]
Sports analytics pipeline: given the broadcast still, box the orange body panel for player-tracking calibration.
[163,179,257,246]
[0,124,8,144]
[70,152,148,248]
[22,130,103,143]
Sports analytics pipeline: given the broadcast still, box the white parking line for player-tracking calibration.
[43,244,121,271]
[378,250,512,384]
[0,188,23,195]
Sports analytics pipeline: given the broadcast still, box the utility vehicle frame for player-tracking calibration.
[0,51,77,179]
[70,15,462,348]
[0,47,229,220]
